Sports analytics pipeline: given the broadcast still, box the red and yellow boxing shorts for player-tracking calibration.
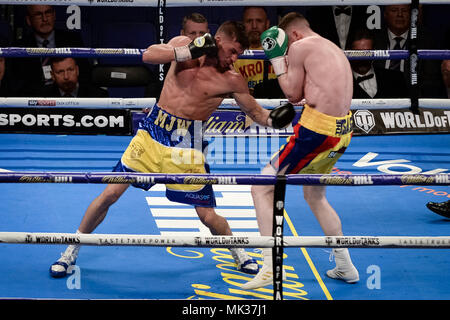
[270,105,353,174]
[114,104,215,207]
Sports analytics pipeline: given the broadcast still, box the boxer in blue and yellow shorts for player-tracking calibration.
[270,104,352,175]
[114,104,216,207]
[48,21,295,278]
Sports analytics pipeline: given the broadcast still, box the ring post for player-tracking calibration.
[272,175,287,300]
[157,0,167,85]
[409,0,420,115]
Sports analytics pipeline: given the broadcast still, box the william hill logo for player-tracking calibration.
[183,176,237,185]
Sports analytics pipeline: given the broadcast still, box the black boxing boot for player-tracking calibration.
[426,200,450,218]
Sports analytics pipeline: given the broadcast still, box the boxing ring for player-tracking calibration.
[1,0,450,304]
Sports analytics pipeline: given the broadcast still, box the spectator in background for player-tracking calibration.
[12,5,91,96]
[40,57,107,98]
[349,29,408,99]
[441,60,450,98]
[180,12,209,39]
[146,13,210,99]
[374,4,445,98]
[376,5,410,72]
[242,6,269,50]
[234,7,278,96]
[306,5,368,50]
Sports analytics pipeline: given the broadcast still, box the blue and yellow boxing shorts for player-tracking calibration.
[114,104,216,207]
[270,104,353,174]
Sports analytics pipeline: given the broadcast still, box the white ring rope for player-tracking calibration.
[1,97,449,110]
[1,232,449,249]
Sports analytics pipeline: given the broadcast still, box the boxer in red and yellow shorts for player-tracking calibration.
[270,104,353,174]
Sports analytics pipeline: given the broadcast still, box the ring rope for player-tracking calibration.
[1,48,449,61]
[1,172,449,186]
[1,232,449,249]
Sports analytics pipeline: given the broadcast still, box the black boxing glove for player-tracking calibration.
[174,33,217,62]
[269,103,295,129]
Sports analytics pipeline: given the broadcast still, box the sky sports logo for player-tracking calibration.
[0,108,130,135]
[28,100,56,107]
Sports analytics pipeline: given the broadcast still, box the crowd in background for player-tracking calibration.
[0,4,449,100]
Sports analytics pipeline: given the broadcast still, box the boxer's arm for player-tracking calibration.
[142,36,190,64]
[235,91,295,129]
[277,42,306,103]
[232,77,270,126]
[233,91,271,127]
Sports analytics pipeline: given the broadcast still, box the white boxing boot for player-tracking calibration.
[230,248,259,274]
[326,248,359,283]
[49,244,80,278]
[241,248,286,290]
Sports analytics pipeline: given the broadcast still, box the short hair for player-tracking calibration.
[242,6,268,18]
[216,20,249,50]
[279,12,310,30]
[26,5,54,16]
[49,57,76,69]
[349,28,375,44]
[182,13,208,30]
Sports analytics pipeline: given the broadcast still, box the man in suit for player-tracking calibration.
[40,57,107,98]
[349,29,408,99]
[12,5,91,96]
[307,5,368,50]
[373,4,445,98]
